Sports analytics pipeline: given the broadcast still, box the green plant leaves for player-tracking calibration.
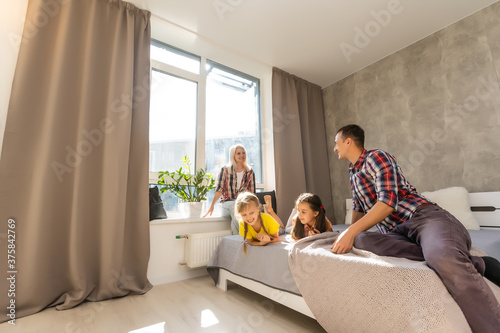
[157,155,216,202]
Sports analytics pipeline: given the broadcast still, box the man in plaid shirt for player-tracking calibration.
[331,124,500,332]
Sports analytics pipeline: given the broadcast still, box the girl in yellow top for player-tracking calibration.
[291,193,333,241]
[236,192,280,253]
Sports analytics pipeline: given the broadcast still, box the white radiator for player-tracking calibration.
[182,230,232,268]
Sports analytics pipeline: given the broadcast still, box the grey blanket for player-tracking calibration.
[289,231,500,333]
[207,234,300,294]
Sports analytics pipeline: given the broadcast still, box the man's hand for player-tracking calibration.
[331,201,394,254]
[331,228,355,254]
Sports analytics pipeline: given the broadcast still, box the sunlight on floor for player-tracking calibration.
[129,322,165,333]
[201,309,219,328]
[127,309,218,332]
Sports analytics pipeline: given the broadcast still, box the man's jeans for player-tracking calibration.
[354,205,500,333]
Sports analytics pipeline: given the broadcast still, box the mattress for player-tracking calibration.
[207,225,500,295]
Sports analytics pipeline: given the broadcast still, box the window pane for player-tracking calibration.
[205,62,262,183]
[149,69,197,173]
[154,185,183,216]
[151,40,200,74]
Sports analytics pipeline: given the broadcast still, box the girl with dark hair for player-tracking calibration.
[236,192,280,254]
[291,193,333,241]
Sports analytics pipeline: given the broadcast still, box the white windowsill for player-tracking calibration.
[149,215,230,225]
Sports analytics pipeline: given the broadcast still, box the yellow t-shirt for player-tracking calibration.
[239,213,280,240]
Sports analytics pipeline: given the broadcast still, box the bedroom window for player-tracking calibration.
[149,69,197,173]
[205,61,262,182]
[150,40,200,74]
[149,41,262,215]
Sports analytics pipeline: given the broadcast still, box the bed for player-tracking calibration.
[207,189,500,332]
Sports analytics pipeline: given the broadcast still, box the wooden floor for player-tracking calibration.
[0,275,326,333]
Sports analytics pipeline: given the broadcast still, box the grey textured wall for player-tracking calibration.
[323,3,500,225]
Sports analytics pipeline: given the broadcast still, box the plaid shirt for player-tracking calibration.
[216,165,255,202]
[349,149,430,233]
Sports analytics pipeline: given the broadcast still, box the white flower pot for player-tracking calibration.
[180,202,204,218]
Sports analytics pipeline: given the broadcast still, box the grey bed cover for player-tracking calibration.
[207,225,500,295]
[207,234,300,294]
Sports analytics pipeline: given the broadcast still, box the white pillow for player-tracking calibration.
[420,187,480,230]
[345,198,353,225]
[285,208,297,229]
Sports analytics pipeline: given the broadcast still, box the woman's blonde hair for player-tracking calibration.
[235,192,269,254]
[228,144,250,171]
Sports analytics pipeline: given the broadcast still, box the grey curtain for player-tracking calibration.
[272,67,334,222]
[0,0,152,322]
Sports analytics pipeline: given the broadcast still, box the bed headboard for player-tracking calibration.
[469,191,500,228]
[344,191,500,228]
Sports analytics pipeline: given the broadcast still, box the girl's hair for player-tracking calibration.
[291,193,327,241]
[235,192,270,254]
[228,144,250,171]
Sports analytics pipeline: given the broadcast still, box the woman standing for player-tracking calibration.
[203,144,256,234]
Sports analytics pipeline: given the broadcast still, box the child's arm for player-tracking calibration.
[269,232,280,243]
[246,238,270,246]
[248,232,279,246]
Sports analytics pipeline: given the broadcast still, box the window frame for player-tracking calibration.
[148,41,264,191]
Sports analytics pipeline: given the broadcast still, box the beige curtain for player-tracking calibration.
[272,67,334,222]
[0,0,152,322]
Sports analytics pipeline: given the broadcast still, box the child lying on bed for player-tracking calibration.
[291,193,333,241]
[236,192,280,254]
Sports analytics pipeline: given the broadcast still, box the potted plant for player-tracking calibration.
[157,155,216,217]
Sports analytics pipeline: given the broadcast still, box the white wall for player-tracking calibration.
[148,217,231,285]
[0,0,29,158]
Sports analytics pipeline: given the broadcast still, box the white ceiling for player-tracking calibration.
[130,0,498,88]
